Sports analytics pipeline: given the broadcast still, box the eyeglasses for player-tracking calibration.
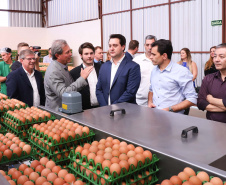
[23,58,36,61]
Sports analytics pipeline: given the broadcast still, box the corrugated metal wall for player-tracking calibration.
[48,0,99,27]
[8,0,41,27]
[102,0,222,86]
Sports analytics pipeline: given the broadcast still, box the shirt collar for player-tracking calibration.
[157,60,173,72]
[142,53,152,61]
[94,58,99,63]
[82,62,94,69]
[110,54,125,65]
[214,71,226,81]
[22,65,34,76]
[127,51,134,58]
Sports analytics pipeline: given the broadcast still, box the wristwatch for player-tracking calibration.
[169,106,174,112]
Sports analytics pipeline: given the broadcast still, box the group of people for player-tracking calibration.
[0,34,225,123]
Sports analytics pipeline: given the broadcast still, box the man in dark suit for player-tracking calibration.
[70,42,101,110]
[96,34,141,106]
[125,40,139,60]
[6,49,45,107]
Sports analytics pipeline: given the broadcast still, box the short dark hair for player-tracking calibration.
[128,40,139,50]
[151,39,173,60]
[109,34,126,47]
[94,46,102,51]
[78,42,95,55]
[17,42,29,51]
[216,43,226,49]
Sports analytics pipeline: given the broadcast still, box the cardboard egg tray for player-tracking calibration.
[28,127,95,153]
[67,151,159,185]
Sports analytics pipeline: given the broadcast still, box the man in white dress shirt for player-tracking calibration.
[43,48,52,63]
[133,35,157,106]
[70,42,101,110]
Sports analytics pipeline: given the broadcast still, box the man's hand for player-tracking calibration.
[148,102,156,108]
[81,66,93,79]
[207,94,214,104]
[162,107,169,111]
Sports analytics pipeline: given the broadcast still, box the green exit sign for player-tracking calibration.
[211,20,222,26]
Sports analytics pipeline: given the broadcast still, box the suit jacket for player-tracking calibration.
[125,51,133,60]
[96,55,141,106]
[11,61,22,71]
[6,66,45,107]
[44,60,88,111]
[70,63,101,110]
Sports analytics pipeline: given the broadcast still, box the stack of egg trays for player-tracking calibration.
[28,127,95,163]
[0,147,37,166]
[67,151,159,185]
[2,113,56,140]
[0,124,7,134]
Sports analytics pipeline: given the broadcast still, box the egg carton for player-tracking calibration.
[67,151,159,185]
[28,127,95,149]
[0,147,37,165]
[3,112,56,127]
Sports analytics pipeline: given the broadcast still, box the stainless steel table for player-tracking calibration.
[40,103,226,181]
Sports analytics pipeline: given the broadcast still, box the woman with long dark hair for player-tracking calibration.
[204,46,217,76]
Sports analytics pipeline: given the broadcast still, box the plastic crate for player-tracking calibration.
[68,151,159,185]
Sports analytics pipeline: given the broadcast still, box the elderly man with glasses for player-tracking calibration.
[6,49,45,107]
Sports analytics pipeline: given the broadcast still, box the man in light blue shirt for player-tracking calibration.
[148,39,197,114]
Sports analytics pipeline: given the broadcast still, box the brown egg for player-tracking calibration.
[105,141,113,148]
[94,155,104,165]
[47,172,58,182]
[23,168,34,176]
[53,177,66,185]
[119,146,128,154]
[99,139,106,144]
[127,144,135,151]
[112,144,120,150]
[0,145,9,152]
[81,149,89,156]
[75,128,82,137]
[102,160,112,170]
[111,157,120,164]
[143,150,153,161]
[35,177,47,185]
[46,161,56,170]
[29,172,39,181]
[75,146,83,153]
[119,153,129,161]
[8,168,17,176]
[89,145,98,154]
[17,175,29,185]
[105,147,112,153]
[35,165,45,173]
[128,157,138,169]
[170,176,182,185]
[64,173,76,183]
[10,144,18,150]
[52,166,62,174]
[13,147,22,157]
[42,182,52,185]
[197,171,209,182]
[135,153,145,164]
[82,126,90,135]
[210,177,223,185]
[178,172,190,181]
[134,146,144,154]
[19,164,28,172]
[110,163,121,176]
[19,142,26,148]
[189,176,202,185]
[40,157,49,166]
[104,152,113,160]
[6,140,14,147]
[119,160,129,172]
[0,170,5,176]
[4,149,12,159]
[30,160,41,169]
[97,150,105,156]
[203,183,214,185]
[112,150,120,157]
[127,150,136,158]
[4,175,11,180]
[53,134,61,143]
[119,141,127,147]
[41,168,51,177]
[12,171,22,180]
[161,179,173,185]
[8,180,16,185]
[61,133,68,141]
[183,181,196,185]
[87,152,96,161]
[112,139,120,144]
[58,169,68,178]
[184,167,196,177]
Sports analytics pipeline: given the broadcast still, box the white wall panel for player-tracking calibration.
[48,0,99,27]
[102,0,130,14]
[132,5,169,52]
[102,12,131,53]
[132,0,168,9]
[202,0,222,51]
[171,0,202,51]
